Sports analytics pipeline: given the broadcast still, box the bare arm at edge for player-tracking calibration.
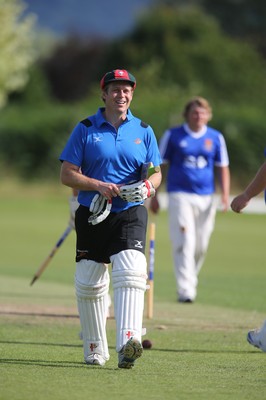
[231,161,266,213]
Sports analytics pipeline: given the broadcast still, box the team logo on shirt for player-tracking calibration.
[94,136,103,142]
[134,240,143,249]
[134,138,142,144]
[204,139,213,151]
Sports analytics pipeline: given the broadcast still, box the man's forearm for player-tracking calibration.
[244,162,266,200]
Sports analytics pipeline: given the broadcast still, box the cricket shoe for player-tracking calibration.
[85,353,106,366]
[118,337,143,369]
[247,321,266,352]
[178,297,193,304]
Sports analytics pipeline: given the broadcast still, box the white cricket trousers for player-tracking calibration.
[168,192,217,301]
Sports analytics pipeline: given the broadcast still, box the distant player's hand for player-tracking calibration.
[119,180,155,202]
[88,194,112,225]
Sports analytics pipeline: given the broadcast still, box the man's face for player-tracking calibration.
[186,105,210,131]
[103,82,134,113]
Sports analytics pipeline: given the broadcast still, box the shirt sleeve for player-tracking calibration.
[59,123,85,167]
[144,125,162,167]
[159,129,172,163]
[214,133,229,167]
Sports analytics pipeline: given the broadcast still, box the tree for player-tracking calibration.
[100,5,266,182]
[42,35,107,101]
[201,0,266,57]
[103,6,266,106]
[0,0,36,108]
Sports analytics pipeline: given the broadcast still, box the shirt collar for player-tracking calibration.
[95,107,134,128]
[184,123,207,138]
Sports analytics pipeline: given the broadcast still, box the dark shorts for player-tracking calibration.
[75,205,148,264]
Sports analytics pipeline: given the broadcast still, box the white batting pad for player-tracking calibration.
[75,260,110,361]
[104,293,112,318]
[111,250,147,352]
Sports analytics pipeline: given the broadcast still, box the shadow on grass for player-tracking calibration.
[1,340,82,348]
[1,292,74,300]
[0,358,86,368]
[0,339,252,355]
[0,358,118,370]
[0,311,79,318]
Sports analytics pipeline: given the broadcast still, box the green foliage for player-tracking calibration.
[0,101,77,179]
[14,65,53,105]
[212,105,266,182]
[0,74,102,180]
[201,0,266,57]
[104,7,266,106]
[101,5,266,181]
[0,0,36,108]
[41,35,108,101]
[0,4,265,183]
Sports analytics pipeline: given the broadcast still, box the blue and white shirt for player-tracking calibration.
[159,123,229,195]
[60,107,162,212]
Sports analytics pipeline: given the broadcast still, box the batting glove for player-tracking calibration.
[119,180,155,202]
[88,194,112,225]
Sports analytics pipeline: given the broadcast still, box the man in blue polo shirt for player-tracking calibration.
[60,69,162,368]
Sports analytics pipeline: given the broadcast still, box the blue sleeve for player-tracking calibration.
[59,123,85,167]
[159,129,172,162]
[145,126,162,167]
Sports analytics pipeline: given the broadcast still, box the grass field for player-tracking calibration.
[0,183,265,400]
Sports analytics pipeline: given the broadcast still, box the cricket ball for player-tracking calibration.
[142,339,152,349]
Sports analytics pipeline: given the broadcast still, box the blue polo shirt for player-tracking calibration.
[60,108,161,212]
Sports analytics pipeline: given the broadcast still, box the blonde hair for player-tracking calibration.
[182,97,212,121]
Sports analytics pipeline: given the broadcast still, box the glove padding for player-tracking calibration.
[119,180,155,202]
[69,195,79,229]
[88,194,112,225]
